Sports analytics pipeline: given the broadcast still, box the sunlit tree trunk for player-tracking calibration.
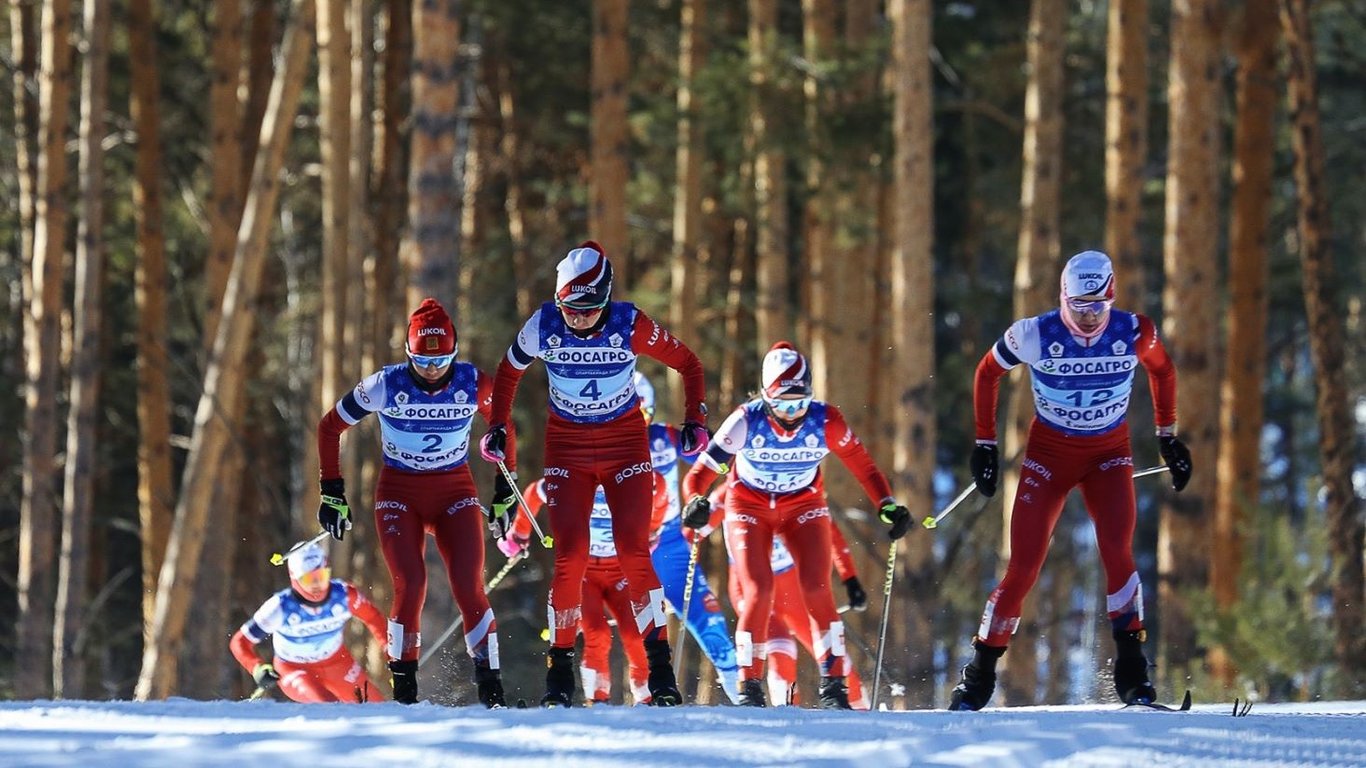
[1001,0,1064,706]
[373,0,409,358]
[801,0,834,379]
[54,0,110,699]
[750,0,789,349]
[136,0,315,699]
[1159,0,1221,681]
[1211,0,1276,690]
[318,0,352,404]
[9,0,39,305]
[591,0,629,262]
[670,0,705,351]
[17,0,73,699]
[1104,0,1149,313]
[887,0,936,708]
[1280,0,1366,698]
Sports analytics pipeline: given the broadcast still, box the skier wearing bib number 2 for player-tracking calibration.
[479,241,710,707]
[316,298,516,708]
[679,341,913,709]
[950,250,1193,711]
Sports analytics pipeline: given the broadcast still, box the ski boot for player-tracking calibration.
[541,647,576,708]
[475,661,506,709]
[644,638,683,706]
[817,676,852,710]
[948,639,1006,711]
[389,659,418,705]
[737,679,767,707]
[1113,630,1157,704]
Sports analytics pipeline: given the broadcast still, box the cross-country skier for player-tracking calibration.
[949,250,1192,711]
[479,241,710,707]
[229,541,386,703]
[680,341,912,708]
[316,298,516,707]
[633,372,741,704]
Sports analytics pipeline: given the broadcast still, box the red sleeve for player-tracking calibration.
[229,626,263,672]
[630,310,707,424]
[478,368,517,471]
[682,461,721,503]
[512,479,544,540]
[489,356,528,430]
[317,408,353,480]
[973,349,1010,442]
[1135,315,1178,430]
[649,471,670,533]
[829,522,857,581]
[825,405,894,506]
[345,582,388,645]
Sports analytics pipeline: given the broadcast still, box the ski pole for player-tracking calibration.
[420,553,526,668]
[497,460,553,548]
[870,538,899,711]
[269,530,330,566]
[1132,464,1170,480]
[672,533,702,675]
[923,465,1170,530]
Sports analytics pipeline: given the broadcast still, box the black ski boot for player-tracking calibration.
[644,638,683,706]
[389,659,418,705]
[948,639,1006,711]
[817,676,852,710]
[475,661,506,709]
[541,647,576,708]
[737,679,767,707]
[1113,630,1157,704]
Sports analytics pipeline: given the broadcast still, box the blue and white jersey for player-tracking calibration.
[992,309,1141,436]
[648,423,692,525]
[588,486,617,558]
[336,361,482,470]
[712,400,831,495]
[240,581,352,664]
[770,535,796,575]
[506,301,641,423]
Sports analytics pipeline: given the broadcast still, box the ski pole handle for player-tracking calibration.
[497,460,553,548]
[269,530,330,566]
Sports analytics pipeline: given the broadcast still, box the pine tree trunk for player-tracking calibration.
[1159,0,1222,681]
[54,0,110,699]
[801,0,834,382]
[1279,0,1366,698]
[18,0,74,699]
[9,0,39,308]
[749,0,790,349]
[670,0,705,352]
[373,0,409,359]
[590,0,629,262]
[1104,0,1149,313]
[1211,0,1276,690]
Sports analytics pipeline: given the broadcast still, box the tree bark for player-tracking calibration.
[750,0,790,349]
[1159,0,1222,680]
[590,0,630,264]
[1103,0,1149,313]
[670,0,705,351]
[1280,0,1366,698]
[54,0,110,699]
[1211,0,1276,689]
[135,0,316,700]
[18,0,74,699]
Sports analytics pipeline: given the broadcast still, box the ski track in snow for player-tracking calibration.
[1,699,1364,767]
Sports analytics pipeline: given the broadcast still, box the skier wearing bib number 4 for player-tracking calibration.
[950,250,1193,711]
[679,341,912,709]
[316,298,516,708]
[480,241,710,707]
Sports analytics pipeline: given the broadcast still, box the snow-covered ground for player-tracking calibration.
[2,698,1364,767]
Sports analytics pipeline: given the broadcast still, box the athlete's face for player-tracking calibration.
[559,304,604,331]
[1065,296,1112,334]
[292,566,331,602]
[767,391,812,421]
[408,352,453,382]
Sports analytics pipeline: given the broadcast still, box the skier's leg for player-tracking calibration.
[578,564,615,704]
[431,485,499,667]
[373,472,429,666]
[274,660,341,703]
[598,560,651,704]
[724,503,776,686]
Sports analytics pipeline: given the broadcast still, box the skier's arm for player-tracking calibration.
[229,627,263,672]
[1135,314,1178,432]
[681,408,747,501]
[974,318,1039,442]
[229,595,283,672]
[345,582,389,646]
[630,311,707,425]
[477,368,517,472]
[825,405,894,507]
[829,522,858,582]
[649,471,671,535]
[489,312,543,427]
[318,370,387,479]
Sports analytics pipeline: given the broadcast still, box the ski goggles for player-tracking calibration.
[765,394,812,420]
[556,300,608,318]
[409,351,456,368]
[1065,296,1113,316]
[294,567,331,592]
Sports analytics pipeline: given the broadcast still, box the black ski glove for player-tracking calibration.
[1158,435,1192,492]
[880,501,912,540]
[843,577,868,612]
[682,495,711,529]
[252,662,280,691]
[970,442,999,498]
[486,470,517,539]
[318,478,351,541]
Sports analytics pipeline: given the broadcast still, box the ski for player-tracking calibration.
[1121,689,1192,712]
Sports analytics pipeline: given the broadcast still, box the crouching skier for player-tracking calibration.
[230,541,386,702]
[316,298,512,707]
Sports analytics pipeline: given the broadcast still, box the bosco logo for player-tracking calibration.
[614,461,653,484]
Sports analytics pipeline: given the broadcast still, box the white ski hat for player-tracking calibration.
[554,240,613,309]
[286,542,328,579]
[1061,250,1116,300]
[761,342,812,399]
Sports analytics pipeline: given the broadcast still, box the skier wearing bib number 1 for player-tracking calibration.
[479,241,710,707]
[949,250,1193,711]
[679,341,913,709]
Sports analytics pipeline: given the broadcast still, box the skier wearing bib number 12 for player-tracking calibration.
[315,298,517,708]
[479,241,710,707]
[949,250,1193,711]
